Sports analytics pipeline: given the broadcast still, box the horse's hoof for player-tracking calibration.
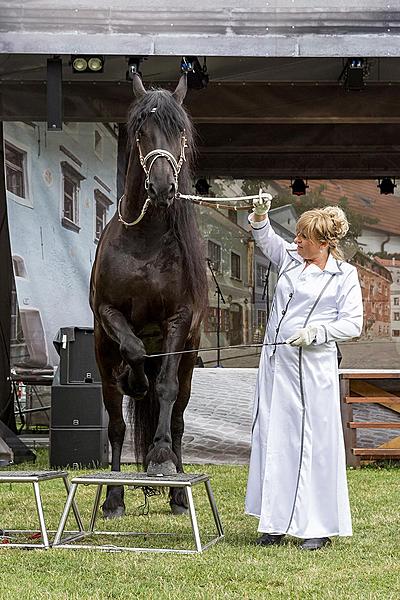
[147,460,177,476]
[102,505,125,519]
[170,503,189,516]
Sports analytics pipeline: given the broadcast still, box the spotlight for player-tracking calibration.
[180,56,209,89]
[290,178,308,196]
[342,58,365,91]
[71,55,104,73]
[126,56,144,80]
[194,178,211,195]
[377,177,397,195]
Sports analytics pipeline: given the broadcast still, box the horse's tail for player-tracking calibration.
[127,360,160,469]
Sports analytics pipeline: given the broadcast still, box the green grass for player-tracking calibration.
[0,451,399,600]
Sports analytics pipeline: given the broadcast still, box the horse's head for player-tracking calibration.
[129,74,191,208]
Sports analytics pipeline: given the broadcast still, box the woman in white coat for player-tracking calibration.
[245,198,363,551]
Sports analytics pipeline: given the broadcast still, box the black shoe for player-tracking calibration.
[256,533,284,546]
[300,537,331,551]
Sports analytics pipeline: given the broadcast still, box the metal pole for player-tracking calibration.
[217,286,220,367]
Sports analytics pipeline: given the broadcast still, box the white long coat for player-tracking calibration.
[245,216,363,538]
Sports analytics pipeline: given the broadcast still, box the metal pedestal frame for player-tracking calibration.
[0,470,83,549]
[53,472,224,553]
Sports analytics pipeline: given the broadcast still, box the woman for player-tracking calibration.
[245,197,363,551]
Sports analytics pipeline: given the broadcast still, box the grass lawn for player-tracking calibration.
[0,451,399,600]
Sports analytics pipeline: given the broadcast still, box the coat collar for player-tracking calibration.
[287,247,343,274]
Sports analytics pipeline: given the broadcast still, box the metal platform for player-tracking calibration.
[53,471,224,553]
[0,470,83,549]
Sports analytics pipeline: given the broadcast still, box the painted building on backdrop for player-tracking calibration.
[5,121,118,369]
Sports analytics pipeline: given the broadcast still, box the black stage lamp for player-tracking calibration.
[72,55,104,73]
[195,178,211,195]
[47,57,63,131]
[377,177,397,195]
[180,56,209,89]
[291,178,308,196]
[126,56,144,80]
[344,58,365,91]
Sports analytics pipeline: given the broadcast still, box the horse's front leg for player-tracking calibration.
[97,303,148,399]
[146,306,193,476]
[94,324,126,518]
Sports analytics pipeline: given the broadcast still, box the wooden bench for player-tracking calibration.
[340,370,400,467]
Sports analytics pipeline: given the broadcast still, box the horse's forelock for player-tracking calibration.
[127,90,194,153]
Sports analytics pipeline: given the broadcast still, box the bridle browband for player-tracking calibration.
[118,107,188,228]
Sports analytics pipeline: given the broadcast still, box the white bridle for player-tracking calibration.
[118,125,188,228]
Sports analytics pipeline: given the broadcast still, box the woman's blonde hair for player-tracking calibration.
[296,206,349,260]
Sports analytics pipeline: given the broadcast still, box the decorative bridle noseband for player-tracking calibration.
[118,107,188,227]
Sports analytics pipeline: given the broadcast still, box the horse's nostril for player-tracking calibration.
[148,182,157,198]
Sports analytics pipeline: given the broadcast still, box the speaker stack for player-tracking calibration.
[50,327,109,469]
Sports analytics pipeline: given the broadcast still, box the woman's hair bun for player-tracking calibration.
[322,206,349,239]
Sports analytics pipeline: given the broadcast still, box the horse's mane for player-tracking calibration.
[126,89,208,316]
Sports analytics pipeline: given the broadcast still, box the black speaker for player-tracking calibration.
[51,381,108,428]
[50,369,109,468]
[54,327,101,385]
[50,428,109,469]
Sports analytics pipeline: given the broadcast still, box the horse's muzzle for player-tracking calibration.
[147,181,176,207]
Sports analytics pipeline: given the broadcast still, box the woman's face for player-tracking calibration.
[294,231,327,261]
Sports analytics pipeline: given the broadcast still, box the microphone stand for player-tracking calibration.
[206,258,226,367]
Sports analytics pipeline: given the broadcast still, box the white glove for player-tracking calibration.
[286,325,318,347]
[252,194,272,216]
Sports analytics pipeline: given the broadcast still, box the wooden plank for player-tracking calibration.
[349,380,400,414]
[345,396,400,404]
[349,422,400,429]
[378,436,400,450]
[353,448,400,457]
[340,371,400,379]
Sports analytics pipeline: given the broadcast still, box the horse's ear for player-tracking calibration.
[172,74,187,105]
[132,73,147,99]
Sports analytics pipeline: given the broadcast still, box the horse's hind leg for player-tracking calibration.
[169,340,199,515]
[95,324,126,518]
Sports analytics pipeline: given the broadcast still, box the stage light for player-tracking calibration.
[126,56,144,80]
[72,55,104,73]
[342,58,365,91]
[291,178,308,196]
[180,56,209,89]
[47,57,63,131]
[194,178,211,195]
[87,57,103,72]
[377,177,397,195]
[72,57,87,72]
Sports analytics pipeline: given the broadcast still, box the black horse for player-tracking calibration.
[90,74,208,517]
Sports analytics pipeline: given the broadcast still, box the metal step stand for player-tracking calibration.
[0,470,84,549]
[53,472,224,553]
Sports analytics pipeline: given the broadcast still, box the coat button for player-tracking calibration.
[289,292,293,298]
[282,310,286,315]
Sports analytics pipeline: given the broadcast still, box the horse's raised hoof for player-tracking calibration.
[170,503,189,516]
[147,460,177,476]
[117,366,148,399]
